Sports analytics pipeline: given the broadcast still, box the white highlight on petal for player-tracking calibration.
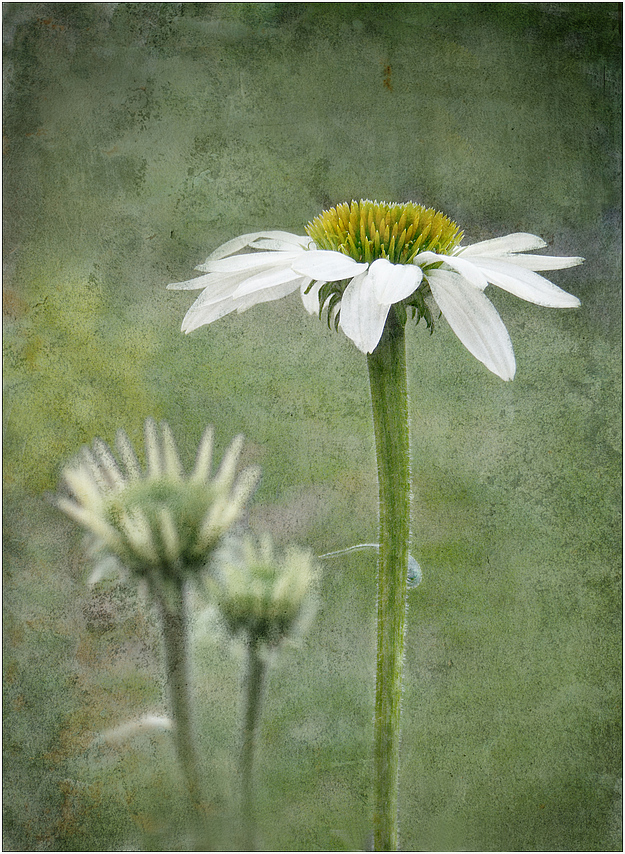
[339,270,391,354]
[369,258,422,304]
[427,269,516,381]
[458,232,547,257]
[291,250,368,281]
[470,258,581,307]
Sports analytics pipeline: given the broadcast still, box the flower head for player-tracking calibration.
[168,200,583,380]
[210,535,317,647]
[55,418,260,582]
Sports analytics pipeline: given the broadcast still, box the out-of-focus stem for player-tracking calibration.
[240,635,268,851]
[155,581,206,839]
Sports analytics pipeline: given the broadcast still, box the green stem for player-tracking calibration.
[155,581,205,819]
[240,636,267,851]
[367,309,411,852]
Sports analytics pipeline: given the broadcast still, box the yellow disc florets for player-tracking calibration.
[305,199,463,265]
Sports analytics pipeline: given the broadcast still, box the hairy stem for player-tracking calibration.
[367,309,411,851]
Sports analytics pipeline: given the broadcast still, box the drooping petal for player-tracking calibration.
[427,268,516,381]
[182,280,301,333]
[181,293,241,332]
[235,279,303,310]
[232,265,306,297]
[417,251,488,289]
[167,269,251,293]
[300,279,323,315]
[339,271,391,354]
[291,250,368,281]
[492,253,585,271]
[249,234,313,252]
[167,274,214,291]
[369,257,422,304]
[470,258,581,307]
[201,250,303,274]
[459,233,547,257]
[199,230,307,266]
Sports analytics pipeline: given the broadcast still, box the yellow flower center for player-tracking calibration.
[305,199,463,264]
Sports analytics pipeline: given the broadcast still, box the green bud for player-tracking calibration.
[210,535,318,647]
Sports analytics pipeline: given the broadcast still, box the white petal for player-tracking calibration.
[201,231,269,263]
[199,230,306,265]
[167,274,213,291]
[249,234,313,251]
[471,258,581,307]
[201,250,302,274]
[167,269,256,295]
[235,279,302,310]
[492,253,585,271]
[427,269,516,381]
[339,271,391,354]
[182,293,242,332]
[181,282,299,333]
[291,250,368,281]
[300,279,322,315]
[459,233,547,257]
[418,251,488,289]
[369,258,422,304]
[232,266,305,297]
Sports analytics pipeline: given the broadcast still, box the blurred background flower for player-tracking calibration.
[55,417,259,590]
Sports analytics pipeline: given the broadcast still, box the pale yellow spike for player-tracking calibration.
[191,425,214,483]
[160,422,183,480]
[62,465,104,511]
[213,433,244,492]
[144,417,163,477]
[92,438,126,490]
[115,429,142,480]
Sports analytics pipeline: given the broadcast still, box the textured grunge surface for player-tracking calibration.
[3,4,621,851]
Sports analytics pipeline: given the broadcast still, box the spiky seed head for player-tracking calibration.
[55,418,260,583]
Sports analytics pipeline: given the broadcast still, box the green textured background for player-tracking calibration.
[3,3,621,851]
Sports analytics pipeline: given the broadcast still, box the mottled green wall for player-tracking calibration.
[3,4,621,851]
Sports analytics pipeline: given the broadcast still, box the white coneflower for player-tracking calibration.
[55,417,260,581]
[168,200,582,380]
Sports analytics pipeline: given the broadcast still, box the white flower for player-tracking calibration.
[168,201,582,381]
